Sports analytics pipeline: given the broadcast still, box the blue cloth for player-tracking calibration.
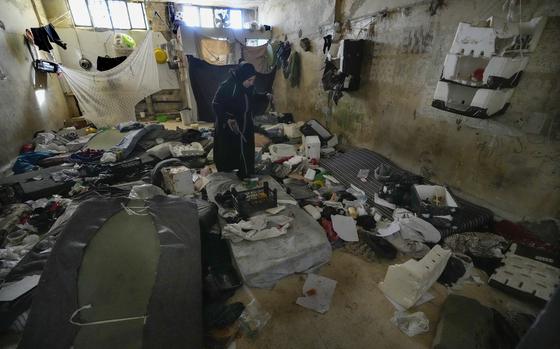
[112,124,161,158]
[116,121,144,132]
[13,151,54,174]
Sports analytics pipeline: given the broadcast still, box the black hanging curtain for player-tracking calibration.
[187,55,276,122]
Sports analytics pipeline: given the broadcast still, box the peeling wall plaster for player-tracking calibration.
[0,0,71,168]
[260,0,560,220]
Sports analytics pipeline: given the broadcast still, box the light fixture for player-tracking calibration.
[35,89,46,106]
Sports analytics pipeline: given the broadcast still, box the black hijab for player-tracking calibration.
[234,62,257,83]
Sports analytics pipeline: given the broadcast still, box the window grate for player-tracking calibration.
[68,0,148,30]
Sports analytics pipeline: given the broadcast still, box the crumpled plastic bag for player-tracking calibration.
[238,286,271,338]
[100,152,117,163]
[391,311,429,336]
[346,184,367,204]
[129,184,165,199]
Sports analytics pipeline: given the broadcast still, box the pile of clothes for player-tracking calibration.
[0,112,558,348]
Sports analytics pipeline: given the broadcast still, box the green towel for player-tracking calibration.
[289,51,301,87]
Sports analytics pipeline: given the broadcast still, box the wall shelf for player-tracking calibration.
[441,54,529,89]
[432,16,546,119]
[433,81,513,119]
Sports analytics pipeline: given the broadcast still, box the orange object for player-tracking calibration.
[305,288,317,296]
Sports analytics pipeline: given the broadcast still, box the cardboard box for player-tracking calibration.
[411,185,458,215]
[161,166,194,196]
[303,136,321,161]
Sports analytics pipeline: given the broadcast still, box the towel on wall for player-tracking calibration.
[241,44,269,73]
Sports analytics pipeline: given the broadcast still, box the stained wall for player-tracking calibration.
[260,0,560,220]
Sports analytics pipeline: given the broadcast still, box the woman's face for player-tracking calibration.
[243,76,256,88]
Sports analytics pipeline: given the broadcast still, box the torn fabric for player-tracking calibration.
[241,44,269,73]
[61,32,160,127]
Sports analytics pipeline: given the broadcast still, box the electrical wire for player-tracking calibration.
[63,0,85,57]
[69,304,148,326]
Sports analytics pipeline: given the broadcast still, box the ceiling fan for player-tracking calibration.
[214,11,231,28]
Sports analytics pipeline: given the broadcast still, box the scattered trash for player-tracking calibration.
[161,166,194,196]
[304,168,317,181]
[304,205,322,220]
[303,135,321,161]
[443,232,507,258]
[374,194,397,210]
[323,174,339,184]
[331,215,359,242]
[129,184,165,199]
[0,275,40,302]
[379,245,451,309]
[347,185,367,204]
[265,205,286,215]
[374,164,392,181]
[100,151,117,163]
[357,169,370,182]
[239,287,271,338]
[391,311,429,336]
[169,142,204,157]
[269,144,297,161]
[385,291,435,312]
[438,253,473,287]
[376,220,400,237]
[394,209,441,243]
[489,243,560,304]
[222,214,293,242]
[296,274,337,314]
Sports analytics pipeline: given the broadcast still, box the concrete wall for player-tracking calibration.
[0,0,71,168]
[260,0,560,220]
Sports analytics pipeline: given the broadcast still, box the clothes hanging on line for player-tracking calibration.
[96,56,127,71]
[288,51,300,87]
[61,32,160,127]
[323,35,332,54]
[29,24,67,52]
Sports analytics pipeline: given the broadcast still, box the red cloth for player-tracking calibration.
[494,220,557,252]
[320,217,339,242]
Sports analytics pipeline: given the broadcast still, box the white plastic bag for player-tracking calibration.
[391,311,429,336]
[129,184,165,199]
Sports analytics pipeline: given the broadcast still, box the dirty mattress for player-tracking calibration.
[320,148,493,238]
[206,173,332,288]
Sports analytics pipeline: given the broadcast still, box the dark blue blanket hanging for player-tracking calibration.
[187,55,276,122]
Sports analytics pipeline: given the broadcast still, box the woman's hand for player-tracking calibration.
[227,119,240,134]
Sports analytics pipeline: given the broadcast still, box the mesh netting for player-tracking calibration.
[61,32,160,127]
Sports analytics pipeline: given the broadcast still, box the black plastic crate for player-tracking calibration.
[231,182,277,218]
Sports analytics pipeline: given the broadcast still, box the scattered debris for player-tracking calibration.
[379,245,451,309]
[391,310,429,336]
[489,243,560,304]
[296,274,337,314]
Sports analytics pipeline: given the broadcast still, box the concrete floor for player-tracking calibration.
[233,249,539,349]
[0,248,539,349]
